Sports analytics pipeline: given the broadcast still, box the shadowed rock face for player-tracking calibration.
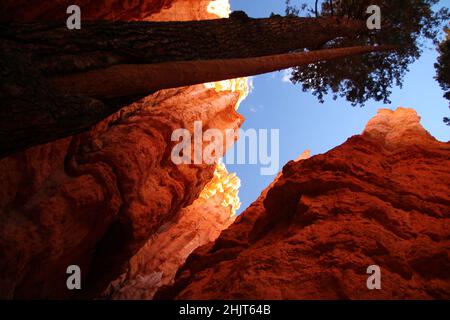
[156,108,450,300]
[103,162,239,300]
[0,0,173,22]
[0,0,226,22]
[0,84,243,299]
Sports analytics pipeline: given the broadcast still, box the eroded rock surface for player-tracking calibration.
[0,83,243,298]
[0,0,173,22]
[104,162,239,299]
[0,0,229,22]
[156,108,450,300]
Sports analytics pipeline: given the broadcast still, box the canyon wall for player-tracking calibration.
[0,1,172,22]
[0,83,243,299]
[156,108,450,300]
[2,0,448,301]
[0,0,227,22]
[104,162,239,299]
[0,0,247,299]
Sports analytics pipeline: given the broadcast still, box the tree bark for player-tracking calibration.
[0,16,374,158]
[1,16,366,77]
[52,45,398,100]
[0,50,113,158]
[1,44,396,159]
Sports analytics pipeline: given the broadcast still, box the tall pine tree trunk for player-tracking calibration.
[0,16,373,158]
[53,45,396,99]
[3,16,366,77]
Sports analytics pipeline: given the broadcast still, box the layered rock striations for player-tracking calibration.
[156,108,450,300]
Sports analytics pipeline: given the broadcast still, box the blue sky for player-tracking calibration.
[226,0,450,214]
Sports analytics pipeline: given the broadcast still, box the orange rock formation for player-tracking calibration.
[156,108,450,300]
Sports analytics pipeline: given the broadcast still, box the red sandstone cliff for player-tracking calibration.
[0,0,227,22]
[0,83,243,299]
[0,0,170,22]
[156,108,450,300]
[103,162,239,299]
[0,0,246,299]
